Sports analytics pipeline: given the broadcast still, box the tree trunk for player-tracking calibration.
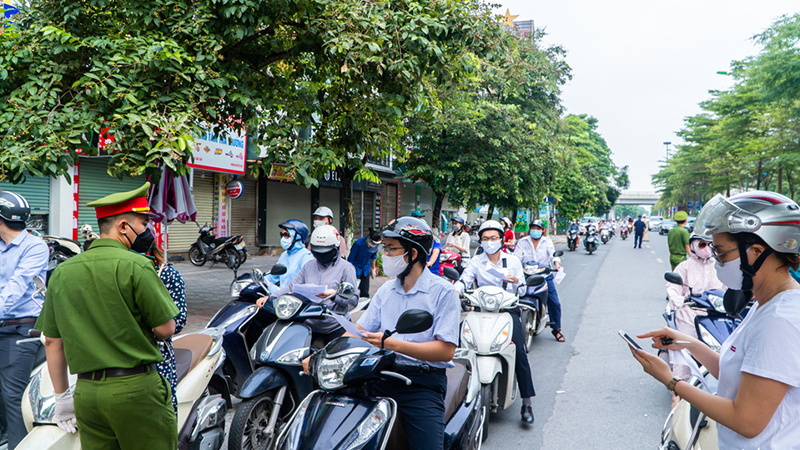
[337,166,357,246]
[486,205,494,221]
[511,209,518,224]
[757,159,763,190]
[779,166,784,195]
[432,191,445,231]
[787,168,796,200]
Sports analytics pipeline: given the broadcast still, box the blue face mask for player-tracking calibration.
[280,229,297,250]
[531,230,543,240]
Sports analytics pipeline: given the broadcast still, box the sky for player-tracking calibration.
[494,0,800,191]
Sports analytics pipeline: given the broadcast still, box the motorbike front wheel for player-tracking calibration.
[225,248,240,270]
[522,310,535,353]
[188,245,206,266]
[480,384,491,442]
[229,392,282,450]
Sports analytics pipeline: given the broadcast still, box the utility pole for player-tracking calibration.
[663,141,672,160]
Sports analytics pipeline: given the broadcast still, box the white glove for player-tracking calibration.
[54,390,77,434]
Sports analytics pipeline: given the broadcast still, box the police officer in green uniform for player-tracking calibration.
[35,182,180,450]
[668,211,691,270]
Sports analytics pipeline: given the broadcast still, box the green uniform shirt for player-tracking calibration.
[35,239,179,374]
[667,225,690,257]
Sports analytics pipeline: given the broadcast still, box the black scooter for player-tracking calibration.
[584,228,599,254]
[189,222,247,269]
[275,310,485,450]
[228,282,357,450]
[519,250,563,353]
[204,264,286,405]
[567,230,579,251]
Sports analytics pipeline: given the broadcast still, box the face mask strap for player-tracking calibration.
[735,234,774,300]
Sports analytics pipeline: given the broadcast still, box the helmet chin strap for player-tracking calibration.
[735,234,773,302]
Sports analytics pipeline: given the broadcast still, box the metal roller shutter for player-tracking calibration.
[0,175,52,233]
[265,181,311,247]
[351,190,363,238]
[320,187,340,227]
[77,158,146,245]
[166,170,215,253]
[381,183,398,226]
[362,191,375,238]
[400,184,416,216]
[229,175,257,250]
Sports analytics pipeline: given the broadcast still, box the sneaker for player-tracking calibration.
[521,405,534,424]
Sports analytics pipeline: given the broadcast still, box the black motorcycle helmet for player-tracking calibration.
[382,217,433,284]
[0,191,31,230]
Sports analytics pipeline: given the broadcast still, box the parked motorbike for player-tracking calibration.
[567,230,579,252]
[189,223,247,269]
[620,226,629,240]
[519,253,562,352]
[228,282,356,450]
[18,327,229,450]
[455,276,542,440]
[660,372,720,450]
[584,228,599,255]
[206,264,287,402]
[274,310,485,450]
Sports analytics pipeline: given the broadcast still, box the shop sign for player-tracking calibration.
[269,163,296,182]
[226,180,243,199]
[188,123,247,175]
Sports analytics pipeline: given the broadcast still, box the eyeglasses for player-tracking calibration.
[697,242,708,249]
[382,246,405,255]
[279,232,291,238]
[709,243,738,266]
[480,236,502,242]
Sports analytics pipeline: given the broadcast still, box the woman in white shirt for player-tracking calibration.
[631,191,800,449]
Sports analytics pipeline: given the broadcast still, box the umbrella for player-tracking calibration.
[148,167,198,262]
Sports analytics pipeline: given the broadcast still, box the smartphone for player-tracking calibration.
[618,330,643,351]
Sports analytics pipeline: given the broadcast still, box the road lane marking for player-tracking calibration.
[656,258,664,263]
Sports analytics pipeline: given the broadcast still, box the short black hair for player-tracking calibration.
[98,212,139,235]
[1,219,26,231]
[397,238,427,286]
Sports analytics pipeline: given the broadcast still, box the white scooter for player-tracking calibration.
[17,327,229,450]
[660,368,719,450]
[448,271,544,441]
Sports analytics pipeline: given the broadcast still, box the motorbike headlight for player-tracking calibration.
[317,353,360,390]
[275,295,303,320]
[216,305,258,330]
[276,348,310,365]
[478,291,503,312]
[490,323,511,352]
[461,321,477,350]
[708,294,726,314]
[230,279,253,298]
[523,266,540,276]
[697,324,722,352]
[440,253,447,262]
[345,399,391,450]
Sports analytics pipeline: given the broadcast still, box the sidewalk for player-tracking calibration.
[173,255,391,333]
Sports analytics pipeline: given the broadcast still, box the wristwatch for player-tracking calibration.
[667,377,682,394]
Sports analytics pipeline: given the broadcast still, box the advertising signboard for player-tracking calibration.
[189,123,247,174]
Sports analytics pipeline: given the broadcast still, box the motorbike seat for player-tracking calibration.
[350,310,366,324]
[173,334,214,384]
[444,362,470,423]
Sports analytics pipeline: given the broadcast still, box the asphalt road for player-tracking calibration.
[484,232,674,449]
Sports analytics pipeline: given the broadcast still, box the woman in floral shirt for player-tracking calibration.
[152,246,188,413]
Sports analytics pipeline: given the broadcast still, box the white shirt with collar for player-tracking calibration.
[514,235,555,267]
[458,250,523,294]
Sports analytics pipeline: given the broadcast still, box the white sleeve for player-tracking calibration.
[741,311,800,387]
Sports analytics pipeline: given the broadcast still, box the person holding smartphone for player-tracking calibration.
[630,191,800,449]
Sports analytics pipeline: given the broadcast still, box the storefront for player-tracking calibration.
[163,169,216,254]
[228,173,258,250]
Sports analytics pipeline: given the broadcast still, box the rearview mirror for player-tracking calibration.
[664,272,684,286]
[270,264,288,276]
[442,267,460,282]
[526,275,545,286]
[32,277,47,297]
[251,269,265,283]
[394,309,434,335]
[336,282,356,300]
[554,250,564,257]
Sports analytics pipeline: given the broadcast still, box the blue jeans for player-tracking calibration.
[546,276,562,331]
[0,323,42,450]
[634,233,643,248]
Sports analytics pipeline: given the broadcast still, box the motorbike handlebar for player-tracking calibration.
[393,362,432,373]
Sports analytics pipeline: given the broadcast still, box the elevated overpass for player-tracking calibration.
[616,191,660,206]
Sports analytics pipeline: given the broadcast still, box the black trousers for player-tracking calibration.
[357,274,370,298]
[312,327,345,348]
[0,323,41,450]
[634,233,643,248]
[371,371,448,450]
[507,307,536,398]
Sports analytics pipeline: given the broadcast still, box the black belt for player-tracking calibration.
[0,317,37,327]
[78,363,157,381]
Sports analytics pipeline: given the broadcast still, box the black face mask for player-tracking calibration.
[124,223,156,254]
[312,248,339,266]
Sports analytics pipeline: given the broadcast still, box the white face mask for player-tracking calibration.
[714,256,743,290]
[313,220,327,229]
[280,237,294,250]
[481,240,503,255]
[382,252,409,277]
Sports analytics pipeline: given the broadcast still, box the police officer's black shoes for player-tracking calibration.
[521,405,534,424]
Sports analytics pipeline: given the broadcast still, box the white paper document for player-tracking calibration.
[486,267,512,282]
[292,284,328,303]
[331,313,363,338]
[669,348,709,391]
[553,270,566,285]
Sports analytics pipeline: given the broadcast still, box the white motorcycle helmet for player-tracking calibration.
[308,224,340,266]
[478,220,505,239]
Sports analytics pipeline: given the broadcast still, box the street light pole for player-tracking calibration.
[663,141,672,160]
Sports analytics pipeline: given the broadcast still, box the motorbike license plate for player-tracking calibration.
[236,242,246,250]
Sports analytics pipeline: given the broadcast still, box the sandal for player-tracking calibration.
[552,329,565,343]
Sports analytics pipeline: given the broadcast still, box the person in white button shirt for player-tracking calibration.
[515,220,565,342]
[457,220,536,425]
[444,216,471,271]
[631,191,800,449]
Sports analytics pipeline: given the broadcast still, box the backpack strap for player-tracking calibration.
[502,257,508,291]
